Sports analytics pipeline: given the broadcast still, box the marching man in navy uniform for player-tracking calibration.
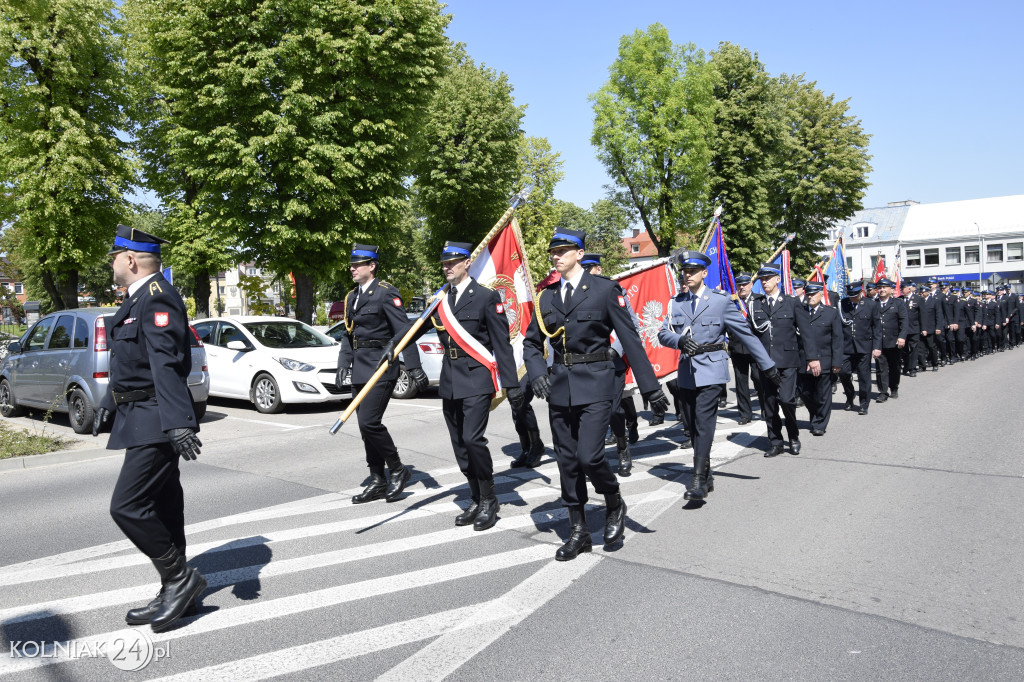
[659,252,779,500]
[92,224,206,633]
[337,244,428,504]
[749,265,819,456]
[798,281,843,435]
[399,241,523,530]
[874,278,908,401]
[840,281,882,414]
[524,228,669,560]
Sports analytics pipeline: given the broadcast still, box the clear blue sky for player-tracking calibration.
[442,0,1023,212]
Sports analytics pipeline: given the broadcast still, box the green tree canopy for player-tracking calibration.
[513,136,565,284]
[0,0,133,310]
[590,23,716,257]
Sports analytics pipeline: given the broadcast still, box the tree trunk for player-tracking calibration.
[191,271,211,318]
[293,271,315,323]
[58,271,79,309]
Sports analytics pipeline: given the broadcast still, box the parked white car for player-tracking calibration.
[191,316,349,413]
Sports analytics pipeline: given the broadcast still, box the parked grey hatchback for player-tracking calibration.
[0,308,210,433]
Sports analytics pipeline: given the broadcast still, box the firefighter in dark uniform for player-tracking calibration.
[840,281,882,414]
[901,282,922,375]
[964,288,981,360]
[92,224,206,633]
[874,278,907,401]
[659,253,779,500]
[948,287,969,361]
[919,282,946,369]
[397,241,523,530]
[980,289,999,354]
[835,287,858,409]
[749,265,819,456]
[730,272,762,425]
[336,244,428,504]
[799,281,843,435]
[524,228,669,561]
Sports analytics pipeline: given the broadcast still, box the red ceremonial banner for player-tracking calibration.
[614,262,680,385]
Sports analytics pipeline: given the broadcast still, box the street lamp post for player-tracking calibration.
[974,222,983,289]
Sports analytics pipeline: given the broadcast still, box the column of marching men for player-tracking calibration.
[88,220,1024,636]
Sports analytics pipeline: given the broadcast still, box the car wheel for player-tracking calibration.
[252,373,283,414]
[68,387,95,434]
[392,366,419,400]
[0,378,25,418]
[193,401,207,421]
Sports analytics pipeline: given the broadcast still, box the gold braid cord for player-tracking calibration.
[342,290,356,334]
[533,290,564,340]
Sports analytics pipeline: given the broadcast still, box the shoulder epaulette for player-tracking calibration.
[711,288,728,296]
[476,279,493,290]
[377,280,395,290]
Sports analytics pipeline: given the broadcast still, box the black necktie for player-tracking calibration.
[448,285,457,309]
[353,288,360,311]
[564,283,573,306]
[768,297,775,313]
[690,293,697,315]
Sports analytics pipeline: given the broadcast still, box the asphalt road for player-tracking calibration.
[1,349,1023,680]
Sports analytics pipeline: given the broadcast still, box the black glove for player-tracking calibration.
[408,367,429,391]
[506,385,525,412]
[763,366,783,387]
[679,335,700,355]
[375,340,397,370]
[531,374,551,401]
[644,388,670,415]
[335,367,351,390]
[92,407,110,436]
[168,427,202,461]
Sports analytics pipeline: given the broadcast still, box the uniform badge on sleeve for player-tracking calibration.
[154,312,169,327]
[392,297,402,307]
[617,295,626,308]
[496,303,504,314]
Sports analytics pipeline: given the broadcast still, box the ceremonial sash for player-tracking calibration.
[438,295,501,392]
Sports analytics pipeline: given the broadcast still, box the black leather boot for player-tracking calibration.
[511,433,532,467]
[616,436,632,476]
[603,492,626,545]
[126,546,196,625]
[523,429,545,468]
[555,507,592,561]
[473,478,499,531]
[148,547,207,633]
[627,420,639,444]
[352,472,387,504]
[455,478,480,526]
[684,452,710,500]
[385,463,412,502]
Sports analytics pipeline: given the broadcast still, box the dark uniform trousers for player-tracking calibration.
[352,380,399,474]
[920,332,940,367]
[849,352,873,407]
[550,401,617,505]
[798,373,833,432]
[902,333,920,373]
[111,443,185,558]
[730,351,760,421]
[678,385,720,461]
[876,347,902,395]
[443,393,495,479]
[509,374,540,449]
[763,368,800,444]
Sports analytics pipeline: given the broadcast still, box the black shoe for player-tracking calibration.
[858,404,868,415]
[473,478,499,531]
[764,444,784,458]
[684,472,709,500]
[384,465,412,502]
[909,371,917,377]
[126,589,197,625]
[737,417,751,425]
[677,438,693,450]
[718,398,728,408]
[844,398,854,411]
[555,507,592,561]
[352,473,387,503]
[603,493,626,545]
[605,430,616,445]
[876,393,888,403]
[932,366,939,372]
[148,547,207,633]
[890,389,899,399]
[616,437,632,476]
[455,478,481,526]
[831,383,838,394]
[790,439,801,455]
[810,429,825,436]
[648,414,664,426]
[513,430,544,468]
[627,423,639,444]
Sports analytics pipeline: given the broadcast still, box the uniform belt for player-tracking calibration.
[446,345,490,360]
[112,389,156,404]
[352,338,386,350]
[560,350,612,366]
[692,342,729,355]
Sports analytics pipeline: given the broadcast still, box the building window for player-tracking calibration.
[1007,242,1023,262]
[945,247,961,265]
[987,244,1003,263]
[851,223,871,239]
[924,249,939,266]
[870,255,882,269]
[13,283,23,294]
[246,267,259,275]
[906,249,921,267]
[965,245,980,264]
[218,286,226,294]
[846,257,853,270]
[631,244,639,254]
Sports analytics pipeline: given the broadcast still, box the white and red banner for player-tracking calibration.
[873,256,886,282]
[613,261,680,386]
[468,218,535,376]
[810,265,830,305]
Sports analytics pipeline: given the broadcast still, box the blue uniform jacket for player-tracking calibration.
[658,287,775,389]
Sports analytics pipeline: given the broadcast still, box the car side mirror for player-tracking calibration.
[225,340,251,351]
[5,341,20,355]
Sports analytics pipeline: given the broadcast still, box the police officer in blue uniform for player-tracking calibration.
[798,281,843,436]
[400,242,523,530]
[524,228,669,560]
[92,224,206,633]
[658,252,779,500]
[337,244,428,504]
[874,278,908,401]
[749,265,819,456]
[840,281,882,414]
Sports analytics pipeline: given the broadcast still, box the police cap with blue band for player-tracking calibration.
[846,281,864,295]
[581,253,602,267]
[791,278,806,289]
[350,244,379,264]
[676,250,711,269]
[108,224,169,256]
[755,265,781,280]
[440,241,473,262]
[548,228,586,251]
[876,278,895,287]
[804,281,824,294]
[734,272,753,285]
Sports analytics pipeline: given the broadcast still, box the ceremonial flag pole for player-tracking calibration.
[329,186,533,434]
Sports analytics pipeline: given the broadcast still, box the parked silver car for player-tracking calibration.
[0,308,210,432]
[325,317,443,399]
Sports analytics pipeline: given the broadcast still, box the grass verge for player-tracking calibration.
[0,421,69,459]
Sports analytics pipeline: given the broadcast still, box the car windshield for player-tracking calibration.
[243,321,334,348]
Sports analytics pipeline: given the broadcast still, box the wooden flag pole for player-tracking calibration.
[697,207,723,253]
[329,186,533,434]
